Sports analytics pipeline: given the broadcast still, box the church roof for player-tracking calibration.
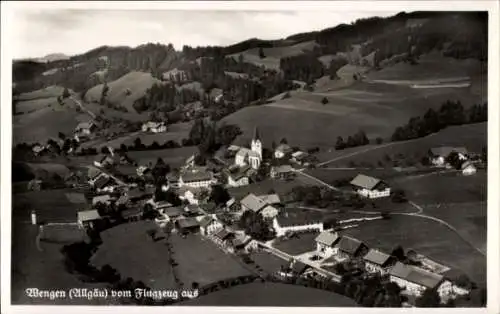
[253,127,260,141]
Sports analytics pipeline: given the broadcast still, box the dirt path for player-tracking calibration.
[294,170,343,192]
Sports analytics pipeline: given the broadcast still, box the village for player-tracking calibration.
[23,115,485,307]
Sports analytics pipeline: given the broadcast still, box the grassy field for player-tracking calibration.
[342,215,486,286]
[91,221,178,291]
[85,71,161,113]
[16,85,65,101]
[317,123,487,167]
[83,101,149,122]
[227,177,316,201]
[126,146,198,169]
[169,233,252,287]
[25,162,72,178]
[181,282,357,306]
[273,232,319,256]
[250,251,290,273]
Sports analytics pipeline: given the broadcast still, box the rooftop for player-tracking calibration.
[275,144,293,153]
[76,121,94,130]
[164,206,184,217]
[336,236,366,255]
[315,231,340,247]
[214,228,234,241]
[94,175,111,189]
[78,210,101,222]
[350,174,382,190]
[389,262,444,289]
[272,165,294,173]
[92,194,112,205]
[275,210,323,227]
[181,170,213,183]
[177,217,200,229]
[257,193,281,205]
[199,216,215,227]
[240,193,267,212]
[363,249,393,266]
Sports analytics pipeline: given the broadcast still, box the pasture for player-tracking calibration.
[15,85,65,101]
[273,232,319,256]
[227,178,315,201]
[91,221,178,291]
[181,282,357,306]
[343,215,486,286]
[169,234,252,287]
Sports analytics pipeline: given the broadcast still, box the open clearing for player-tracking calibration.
[343,215,486,286]
[181,282,357,306]
[273,232,319,256]
[170,234,252,287]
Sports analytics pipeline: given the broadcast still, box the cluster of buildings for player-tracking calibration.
[141,121,167,133]
[428,146,478,175]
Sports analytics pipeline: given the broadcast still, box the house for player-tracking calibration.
[77,210,102,229]
[429,147,468,166]
[127,188,154,203]
[389,262,453,299]
[92,194,112,206]
[336,236,369,259]
[32,144,46,156]
[274,144,293,159]
[75,121,96,136]
[199,216,223,236]
[272,215,324,237]
[94,155,117,168]
[93,175,116,193]
[177,217,200,233]
[88,169,105,186]
[154,200,174,212]
[213,228,235,246]
[142,121,167,133]
[234,127,262,170]
[179,187,208,205]
[184,204,203,216]
[240,193,267,213]
[179,170,216,188]
[166,173,180,188]
[163,206,185,220]
[363,249,397,275]
[231,234,253,252]
[290,259,309,276]
[226,165,252,187]
[270,165,294,180]
[350,174,391,199]
[291,151,310,165]
[315,231,341,258]
[461,161,477,176]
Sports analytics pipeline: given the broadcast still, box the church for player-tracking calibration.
[234,127,263,170]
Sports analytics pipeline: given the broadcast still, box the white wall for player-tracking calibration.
[273,218,323,237]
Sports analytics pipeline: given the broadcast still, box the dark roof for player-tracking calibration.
[185,204,202,213]
[389,262,444,289]
[228,165,252,181]
[94,175,111,189]
[430,147,468,157]
[336,236,367,255]
[177,217,200,229]
[275,211,323,227]
[350,174,382,190]
[363,249,393,266]
[164,206,184,217]
[128,188,154,199]
[291,260,309,274]
[116,165,138,177]
[315,231,340,247]
[214,229,234,241]
[199,216,215,227]
[181,171,213,183]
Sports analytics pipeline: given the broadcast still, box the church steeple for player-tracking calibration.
[253,126,260,141]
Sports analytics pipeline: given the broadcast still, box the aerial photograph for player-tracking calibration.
[9,7,487,308]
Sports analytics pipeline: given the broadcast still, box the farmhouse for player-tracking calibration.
[163,206,185,220]
[270,165,294,180]
[93,175,117,193]
[272,215,324,237]
[363,249,397,275]
[75,121,96,136]
[234,127,262,170]
[153,200,174,212]
[177,217,200,233]
[179,170,216,188]
[274,144,293,159]
[291,151,310,165]
[389,262,453,299]
[127,187,154,203]
[335,236,369,259]
[231,234,253,252]
[213,228,236,246]
[184,204,203,216]
[240,193,267,213]
[461,161,477,176]
[226,165,253,187]
[290,260,309,276]
[179,187,208,205]
[199,216,223,236]
[350,174,391,199]
[429,147,468,166]
[142,121,167,133]
[94,155,118,168]
[315,231,341,258]
[77,210,102,229]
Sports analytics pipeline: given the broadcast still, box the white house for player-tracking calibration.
[315,231,341,258]
[180,188,208,205]
[234,127,262,170]
[274,144,293,159]
[199,216,223,236]
[363,249,397,275]
[350,174,391,199]
[272,215,324,237]
[77,210,102,229]
[142,121,167,133]
[32,144,46,156]
[270,165,294,180]
[429,147,468,167]
[389,262,453,300]
[75,121,96,137]
[461,161,477,176]
[226,165,253,187]
[179,170,216,188]
[260,205,279,219]
[291,151,310,165]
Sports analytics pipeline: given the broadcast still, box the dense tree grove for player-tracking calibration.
[391,101,487,141]
[238,210,275,241]
[335,130,369,150]
[188,119,242,155]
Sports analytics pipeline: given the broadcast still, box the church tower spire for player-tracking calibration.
[253,126,260,141]
[251,126,262,161]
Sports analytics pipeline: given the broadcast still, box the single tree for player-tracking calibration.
[321,97,329,105]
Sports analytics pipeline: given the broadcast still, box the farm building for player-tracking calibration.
[92,175,117,193]
[127,187,155,203]
[335,236,369,260]
[270,165,294,180]
[226,165,253,187]
[315,231,341,258]
[231,234,253,253]
[272,215,324,237]
[291,151,310,165]
[75,121,97,137]
[177,217,200,233]
[213,228,236,247]
[94,155,118,168]
[274,144,293,159]
[240,193,268,213]
[179,170,216,188]
[429,147,468,167]
[152,200,174,211]
[350,174,391,199]
[77,210,102,229]
[389,262,455,300]
[163,206,185,220]
[142,121,167,133]
[184,204,203,216]
[290,260,309,276]
[88,171,107,186]
[362,249,397,275]
[461,161,477,176]
[234,127,263,170]
[199,216,223,236]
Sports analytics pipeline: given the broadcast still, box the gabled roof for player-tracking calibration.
[164,206,184,217]
[275,144,293,153]
[94,175,111,189]
[240,193,267,212]
[92,194,112,205]
[315,231,340,247]
[272,165,294,173]
[336,236,367,255]
[78,210,101,222]
[363,249,393,266]
[177,217,200,229]
[461,161,476,170]
[214,229,234,241]
[430,147,468,157]
[258,194,281,205]
[350,174,382,190]
[292,151,308,158]
[228,165,252,181]
[185,204,202,213]
[181,170,213,183]
[291,260,308,274]
[389,262,444,289]
[76,121,94,130]
[199,216,216,228]
[128,187,154,199]
[88,167,102,180]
